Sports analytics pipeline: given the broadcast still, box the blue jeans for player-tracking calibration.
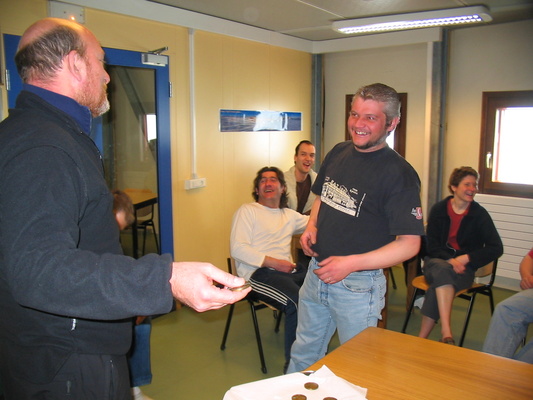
[287,258,386,373]
[128,319,153,387]
[482,289,533,364]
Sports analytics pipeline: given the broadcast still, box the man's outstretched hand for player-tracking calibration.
[170,262,251,312]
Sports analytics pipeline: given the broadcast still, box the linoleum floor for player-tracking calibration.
[137,261,526,400]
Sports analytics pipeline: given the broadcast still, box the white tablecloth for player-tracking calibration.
[223,365,368,400]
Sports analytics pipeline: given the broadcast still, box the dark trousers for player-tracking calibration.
[249,260,308,362]
[421,257,475,321]
[1,353,130,400]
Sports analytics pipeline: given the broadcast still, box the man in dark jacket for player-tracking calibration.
[0,18,249,399]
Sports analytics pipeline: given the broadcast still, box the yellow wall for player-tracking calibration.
[176,31,311,264]
[0,0,312,269]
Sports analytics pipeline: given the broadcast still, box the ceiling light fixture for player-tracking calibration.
[332,6,492,35]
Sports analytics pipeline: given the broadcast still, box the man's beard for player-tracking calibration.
[79,82,110,117]
[78,59,110,117]
[352,131,388,151]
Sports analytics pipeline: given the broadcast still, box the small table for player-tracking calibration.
[309,327,533,399]
[127,191,158,258]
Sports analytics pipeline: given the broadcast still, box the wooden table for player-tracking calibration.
[309,327,533,399]
[127,190,158,258]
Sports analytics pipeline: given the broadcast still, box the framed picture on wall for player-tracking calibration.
[220,109,302,132]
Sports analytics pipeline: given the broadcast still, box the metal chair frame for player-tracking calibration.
[220,257,283,374]
[136,203,159,255]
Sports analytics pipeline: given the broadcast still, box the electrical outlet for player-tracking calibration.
[185,178,207,190]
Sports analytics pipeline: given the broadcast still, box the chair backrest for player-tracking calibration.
[291,234,302,263]
[227,257,238,276]
[474,258,499,286]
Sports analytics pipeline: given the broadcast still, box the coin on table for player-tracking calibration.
[304,382,319,390]
[291,395,307,400]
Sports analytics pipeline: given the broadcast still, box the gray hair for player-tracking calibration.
[15,25,86,83]
[353,83,401,126]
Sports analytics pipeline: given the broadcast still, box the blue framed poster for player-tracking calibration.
[220,109,302,132]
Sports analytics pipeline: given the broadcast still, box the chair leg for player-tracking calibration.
[389,267,397,290]
[488,289,495,314]
[249,302,268,374]
[220,303,235,350]
[459,293,478,347]
[151,221,160,254]
[274,310,283,333]
[141,222,160,256]
[142,226,148,256]
[401,288,419,333]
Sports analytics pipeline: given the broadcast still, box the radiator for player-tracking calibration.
[475,193,533,290]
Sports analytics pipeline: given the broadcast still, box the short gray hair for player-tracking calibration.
[353,83,401,126]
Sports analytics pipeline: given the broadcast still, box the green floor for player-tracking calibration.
[138,264,526,400]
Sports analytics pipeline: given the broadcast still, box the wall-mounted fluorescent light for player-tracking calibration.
[332,6,492,35]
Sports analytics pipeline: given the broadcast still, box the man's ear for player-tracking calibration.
[387,116,400,132]
[65,50,86,82]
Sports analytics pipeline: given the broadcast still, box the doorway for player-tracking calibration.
[3,35,174,257]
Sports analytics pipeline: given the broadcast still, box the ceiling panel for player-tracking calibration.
[147,0,533,41]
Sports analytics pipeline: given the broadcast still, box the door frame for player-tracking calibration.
[3,34,174,257]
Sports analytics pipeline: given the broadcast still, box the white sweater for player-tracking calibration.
[230,202,309,280]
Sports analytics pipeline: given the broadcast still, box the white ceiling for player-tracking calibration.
[147,0,533,41]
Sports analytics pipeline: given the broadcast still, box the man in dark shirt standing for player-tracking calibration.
[287,83,425,373]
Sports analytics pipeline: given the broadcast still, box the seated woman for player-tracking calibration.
[418,166,503,345]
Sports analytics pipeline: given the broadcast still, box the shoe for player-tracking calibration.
[414,295,425,309]
[440,337,455,345]
[132,387,154,400]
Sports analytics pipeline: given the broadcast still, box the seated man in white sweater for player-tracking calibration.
[230,166,309,373]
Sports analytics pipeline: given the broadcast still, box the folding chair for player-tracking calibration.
[220,257,283,373]
[402,258,499,347]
